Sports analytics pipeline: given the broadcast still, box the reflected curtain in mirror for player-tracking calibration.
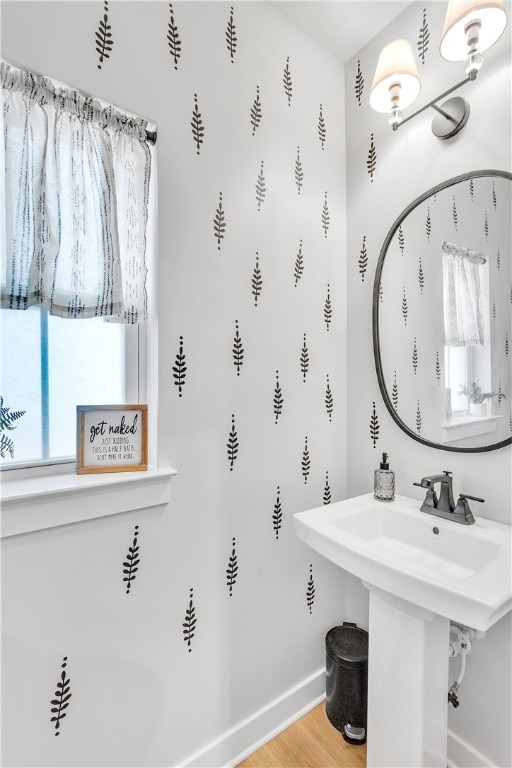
[442,240,485,347]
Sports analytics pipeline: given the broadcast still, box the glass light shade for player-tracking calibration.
[440,0,508,61]
[370,39,421,113]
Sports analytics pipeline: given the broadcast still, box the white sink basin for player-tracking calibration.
[294,493,511,631]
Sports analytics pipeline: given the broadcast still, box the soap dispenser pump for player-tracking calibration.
[374,452,395,502]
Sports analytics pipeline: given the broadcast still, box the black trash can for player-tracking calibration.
[325,622,368,745]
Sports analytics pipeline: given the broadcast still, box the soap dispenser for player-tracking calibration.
[374,452,395,502]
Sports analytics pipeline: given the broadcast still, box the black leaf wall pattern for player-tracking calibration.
[273,370,284,424]
[402,287,408,325]
[233,320,244,376]
[484,211,489,240]
[355,60,364,106]
[324,284,332,331]
[306,564,315,614]
[452,195,458,230]
[412,337,418,375]
[302,436,310,484]
[367,133,377,182]
[505,331,509,359]
[95,1,114,70]
[379,281,383,303]
[252,252,262,306]
[426,207,431,242]
[256,161,267,211]
[492,297,496,324]
[167,3,181,71]
[123,524,140,594]
[392,372,399,411]
[492,181,497,211]
[226,537,238,596]
[418,257,425,294]
[294,240,304,286]
[300,333,309,382]
[435,352,441,385]
[416,401,422,434]
[213,192,226,250]
[172,335,187,397]
[398,225,405,256]
[323,471,331,505]
[325,375,333,422]
[50,657,72,736]
[370,401,380,448]
[417,8,430,64]
[295,147,303,195]
[227,414,239,470]
[498,380,505,408]
[226,6,237,63]
[191,94,204,155]
[283,56,293,106]
[322,192,330,238]
[250,85,262,136]
[183,588,196,652]
[273,486,283,539]
[318,104,326,150]
[497,247,501,271]
[359,235,368,281]
[469,178,474,201]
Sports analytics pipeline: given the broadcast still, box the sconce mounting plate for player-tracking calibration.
[431,96,470,140]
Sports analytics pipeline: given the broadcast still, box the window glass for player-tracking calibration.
[1,307,127,466]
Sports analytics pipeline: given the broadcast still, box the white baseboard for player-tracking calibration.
[447,729,495,768]
[180,668,325,768]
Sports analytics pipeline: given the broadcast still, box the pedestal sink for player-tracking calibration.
[294,493,512,768]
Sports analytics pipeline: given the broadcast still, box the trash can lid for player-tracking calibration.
[326,623,368,667]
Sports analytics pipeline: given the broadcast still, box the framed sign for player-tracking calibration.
[76,404,148,474]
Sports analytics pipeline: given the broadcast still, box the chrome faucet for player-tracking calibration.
[413,471,483,525]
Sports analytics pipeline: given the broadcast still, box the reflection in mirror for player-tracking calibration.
[374,171,512,452]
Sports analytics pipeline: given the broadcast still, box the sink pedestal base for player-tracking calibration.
[364,583,450,768]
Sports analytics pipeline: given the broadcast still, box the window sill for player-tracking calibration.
[442,414,501,442]
[0,465,177,539]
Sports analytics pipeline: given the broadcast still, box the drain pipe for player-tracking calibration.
[448,623,482,707]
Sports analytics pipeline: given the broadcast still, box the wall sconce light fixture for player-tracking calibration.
[370,0,508,138]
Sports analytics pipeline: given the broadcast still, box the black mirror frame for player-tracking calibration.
[373,169,512,453]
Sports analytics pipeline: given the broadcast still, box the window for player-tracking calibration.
[1,61,154,470]
[0,308,141,466]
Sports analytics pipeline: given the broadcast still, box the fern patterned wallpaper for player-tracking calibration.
[1,2,348,766]
[345,2,511,766]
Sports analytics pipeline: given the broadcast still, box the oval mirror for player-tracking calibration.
[373,170,512,452]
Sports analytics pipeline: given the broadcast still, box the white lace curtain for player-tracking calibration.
[442,240,485,347]
[1,62,151,323]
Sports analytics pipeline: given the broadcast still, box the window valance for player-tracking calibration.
[1,62,152,323]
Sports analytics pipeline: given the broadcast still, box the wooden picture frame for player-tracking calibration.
[76,404,148,474]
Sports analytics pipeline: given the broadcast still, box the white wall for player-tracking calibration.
[1,2,348,766]
[345,2,511,766]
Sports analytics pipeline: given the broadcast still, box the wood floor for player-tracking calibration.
[237,704,367,768]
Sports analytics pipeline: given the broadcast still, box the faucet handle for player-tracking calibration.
[442,470,453,476]
[459,493,485,503]
[453,493,483,525]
